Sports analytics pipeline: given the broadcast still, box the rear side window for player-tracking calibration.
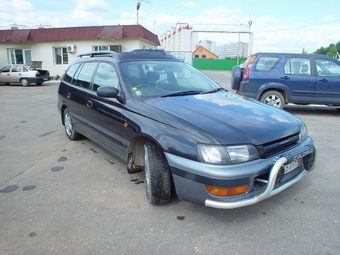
[72,62,98,89]
[254,57,279,71]
[63,63,81,83]
[284,58,311,75]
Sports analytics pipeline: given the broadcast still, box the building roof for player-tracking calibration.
[0,25,160,46]
[193,45,218,58]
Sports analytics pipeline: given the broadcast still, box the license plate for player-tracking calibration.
[283,159,302,174]
[43,78,48,81]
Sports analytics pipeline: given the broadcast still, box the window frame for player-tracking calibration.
[283,57,311,75]
[54,47,69,65]
[9,49,31,65]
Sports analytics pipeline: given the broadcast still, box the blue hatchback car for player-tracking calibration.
[231,53,340,109]
[57,50,317,209]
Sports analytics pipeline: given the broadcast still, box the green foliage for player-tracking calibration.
[314,41,340,58]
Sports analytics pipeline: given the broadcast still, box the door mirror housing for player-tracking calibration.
[97,86,125,104]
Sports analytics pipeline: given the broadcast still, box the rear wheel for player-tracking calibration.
[144,141,171,205]
[21,79,29,87]
[36,82,43,85]
[260,90,285,109]
[63,108,80,140]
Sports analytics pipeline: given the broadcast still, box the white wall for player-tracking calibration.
[0,39,158,77]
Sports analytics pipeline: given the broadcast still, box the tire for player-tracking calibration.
[63,108,81,140]
[144,141,171,205]
[260,90,285,109]
[231,66,242,90]
[36,82,43,85]
[21,79,29,87]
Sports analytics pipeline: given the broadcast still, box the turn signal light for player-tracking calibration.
[206,185,249,197]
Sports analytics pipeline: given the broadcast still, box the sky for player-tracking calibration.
[0,0,339,54]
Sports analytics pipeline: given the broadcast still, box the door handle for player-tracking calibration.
[66,92,71,99]
[280,76,290,80]
[318,78,328,82]
[87,100,93,108]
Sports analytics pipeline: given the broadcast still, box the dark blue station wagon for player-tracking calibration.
[57,50,317,209]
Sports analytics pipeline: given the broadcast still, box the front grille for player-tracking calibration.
[258,134,299,158]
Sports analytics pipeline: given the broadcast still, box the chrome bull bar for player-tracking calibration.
[205,145,317,209]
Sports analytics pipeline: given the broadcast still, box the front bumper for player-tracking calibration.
[166,138,317,209]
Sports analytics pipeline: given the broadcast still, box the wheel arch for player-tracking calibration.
[60,104,68,126]
[257,84,289,102]
[127,134,168,174]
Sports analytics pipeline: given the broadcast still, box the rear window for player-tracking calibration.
[254,57,280,71]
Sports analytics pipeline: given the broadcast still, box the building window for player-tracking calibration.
[9,49,31,65]
[92,45,121,53]
[55,47,68,65]
[202,55,206,58]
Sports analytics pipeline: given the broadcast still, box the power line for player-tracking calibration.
[254,18,340,34]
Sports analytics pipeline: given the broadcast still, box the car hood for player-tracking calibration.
[144,92,301,145]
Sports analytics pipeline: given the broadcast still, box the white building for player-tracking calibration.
[199,40,217,54]
[215,42,249,59]
[0,25,160,76]
[160,23,198,64]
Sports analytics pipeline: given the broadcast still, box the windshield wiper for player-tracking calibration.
[199,87,226,94]
[161,90,203,98]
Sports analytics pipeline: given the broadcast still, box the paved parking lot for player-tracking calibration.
[0,73,339,255]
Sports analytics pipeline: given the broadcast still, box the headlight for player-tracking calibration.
[196,144,259,165]
[226,145,259,164]
[299,123,308,143]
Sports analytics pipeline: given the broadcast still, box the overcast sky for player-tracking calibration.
[0,0,339,54]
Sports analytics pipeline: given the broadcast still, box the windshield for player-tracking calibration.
[119,60,221,97]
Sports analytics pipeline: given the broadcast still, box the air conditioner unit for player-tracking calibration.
[67,45,76,53]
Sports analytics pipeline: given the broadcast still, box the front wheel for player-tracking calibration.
[260,90,285,109]
[144,141,171,205]
[63,108,80,140]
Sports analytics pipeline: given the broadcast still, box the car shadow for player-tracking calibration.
[284,104,340,116]
[0,81,58,87]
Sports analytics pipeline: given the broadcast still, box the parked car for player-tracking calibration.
[231,53,340,109]
[0,64,51,86]
[57,50,317,209]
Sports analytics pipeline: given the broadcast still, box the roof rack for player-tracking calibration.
[131,49,167,55]
[77,51,118,58]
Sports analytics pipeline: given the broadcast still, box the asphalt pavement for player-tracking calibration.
[0,74,339,255]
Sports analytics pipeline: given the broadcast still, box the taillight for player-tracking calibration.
[35,72,41,77]
[243,55,256,82]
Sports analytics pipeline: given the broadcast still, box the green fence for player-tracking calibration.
[192,58,246,71]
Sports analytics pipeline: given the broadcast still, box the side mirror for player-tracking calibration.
[97,86,125,104]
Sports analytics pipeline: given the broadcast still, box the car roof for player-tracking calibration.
[252,52,336,59]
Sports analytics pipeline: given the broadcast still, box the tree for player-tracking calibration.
[314,41,340,58]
